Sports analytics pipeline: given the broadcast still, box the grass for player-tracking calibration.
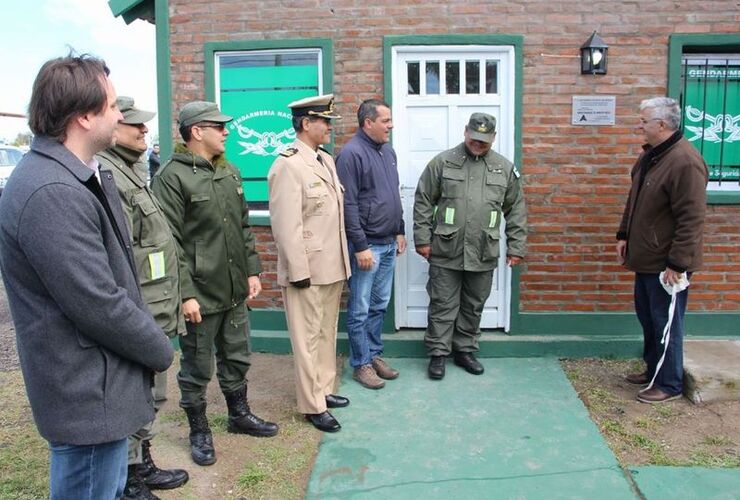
[0,371,49,499]
[231,419,315,499]
[701,435,734,447]
[561,357,740,470]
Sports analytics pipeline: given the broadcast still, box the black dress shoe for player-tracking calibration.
[325,394,350,408]
[454,352,484,375]
[428,356,446,380]
[305,411,341,432]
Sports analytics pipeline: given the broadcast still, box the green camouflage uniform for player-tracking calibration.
[152,144,262,408]
[413,142,527,355]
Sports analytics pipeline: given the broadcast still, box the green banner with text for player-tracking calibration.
[218,52,320,207]
[682,63,739,181]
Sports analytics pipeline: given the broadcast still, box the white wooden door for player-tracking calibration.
[392,45,516,330]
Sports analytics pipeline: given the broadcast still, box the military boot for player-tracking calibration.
[122,464,160,500]
[135,439,189,490]
[223,386,279,437]
[184,404,216,466]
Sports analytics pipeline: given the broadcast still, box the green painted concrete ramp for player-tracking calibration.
[307,358,635,499]
[630,466,740,500]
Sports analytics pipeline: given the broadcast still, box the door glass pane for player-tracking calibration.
[445,61,460,94]
[407,61,420,95]
[486,60,498,94]
[426,61,440,95]
[466,60,480,94]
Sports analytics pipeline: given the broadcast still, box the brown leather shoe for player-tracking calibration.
[637,387,682,404]
[625,371,650,385]
[353,365,385,389]
[372,357,399,380]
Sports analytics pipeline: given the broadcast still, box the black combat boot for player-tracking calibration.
[223,386,279,437]
[122,464,160,500]
[184,404,216,466]
[134,439,189,490]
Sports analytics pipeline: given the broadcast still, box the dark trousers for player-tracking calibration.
[425,265,494,356]
[634,272,688,395]
[177,304,251,408]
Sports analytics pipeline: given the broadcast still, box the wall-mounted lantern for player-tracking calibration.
[580,31,608,75]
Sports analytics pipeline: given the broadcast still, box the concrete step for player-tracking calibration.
[684,340,740,404]
[250,329,649,358]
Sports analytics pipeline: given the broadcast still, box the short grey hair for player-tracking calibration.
[640,97,681,130]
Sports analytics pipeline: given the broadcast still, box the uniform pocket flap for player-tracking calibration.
[433,225,460,239]
[486,172,508,187]
[485,226,501,240]
[442,168,466,181]
[190,193,210,202]
[137,198,157,216]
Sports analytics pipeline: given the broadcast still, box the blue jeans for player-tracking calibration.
[346,241,397,368]
[634,272,688,396]
[49,438,128,500]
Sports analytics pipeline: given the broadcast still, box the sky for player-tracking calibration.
[0,0,157,144]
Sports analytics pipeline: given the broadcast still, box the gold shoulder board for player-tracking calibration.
[280,147,299,157]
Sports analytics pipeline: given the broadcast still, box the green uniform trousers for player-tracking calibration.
[127,370,168,464]
[177,303,251,408]
[425,264,494,356]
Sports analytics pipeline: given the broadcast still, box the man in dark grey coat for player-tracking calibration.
[0,54,174,500]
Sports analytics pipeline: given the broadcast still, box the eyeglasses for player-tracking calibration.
[639,118,663,125]
[195,123,226,132]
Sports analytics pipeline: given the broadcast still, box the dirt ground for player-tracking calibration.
[1,276,738,497]
[563,358,740,468]
[0,279,327,499]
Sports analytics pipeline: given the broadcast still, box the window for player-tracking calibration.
[405,57,500,97]
[679,54,739,191]
[207,41,331,211]
[668,34,740,202]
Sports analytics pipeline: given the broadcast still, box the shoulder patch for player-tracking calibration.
[280,147,298,158]
[512,166,521,179]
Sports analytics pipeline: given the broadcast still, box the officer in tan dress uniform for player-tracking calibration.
[268,94,351,432]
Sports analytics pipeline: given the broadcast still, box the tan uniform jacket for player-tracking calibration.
[268,139,351,286]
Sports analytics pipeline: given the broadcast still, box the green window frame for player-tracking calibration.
[205,39,333,219]
[668,34,740,205]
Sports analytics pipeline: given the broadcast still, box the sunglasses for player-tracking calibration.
[195,123,226,132]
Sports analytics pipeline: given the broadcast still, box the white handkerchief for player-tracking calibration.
[658,271,689,295]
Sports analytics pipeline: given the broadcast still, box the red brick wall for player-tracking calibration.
[168,0,740,313]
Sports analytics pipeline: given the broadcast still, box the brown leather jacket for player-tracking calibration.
[618,132,708,273]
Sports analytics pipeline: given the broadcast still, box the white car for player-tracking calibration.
[0,145,25,195]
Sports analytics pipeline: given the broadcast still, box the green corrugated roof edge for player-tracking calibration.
[108,0,154,25]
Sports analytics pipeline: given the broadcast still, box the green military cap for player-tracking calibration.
[466,112,497,143]
[178,101,232,127]
[288,94,341,119]
[117,96,156,125]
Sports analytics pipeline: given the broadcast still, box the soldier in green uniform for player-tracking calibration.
[152,101,278,467]
[413,113,527,380]
[97,96,189,499]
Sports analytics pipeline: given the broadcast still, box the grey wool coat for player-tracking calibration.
[0,136,174,446]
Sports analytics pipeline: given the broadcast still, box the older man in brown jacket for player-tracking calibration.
[268,94,351,432]
[617,97,708,404]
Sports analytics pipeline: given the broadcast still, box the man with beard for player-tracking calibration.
[0,54,174,500]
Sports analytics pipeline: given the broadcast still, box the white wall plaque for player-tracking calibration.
[571,96,616,125]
